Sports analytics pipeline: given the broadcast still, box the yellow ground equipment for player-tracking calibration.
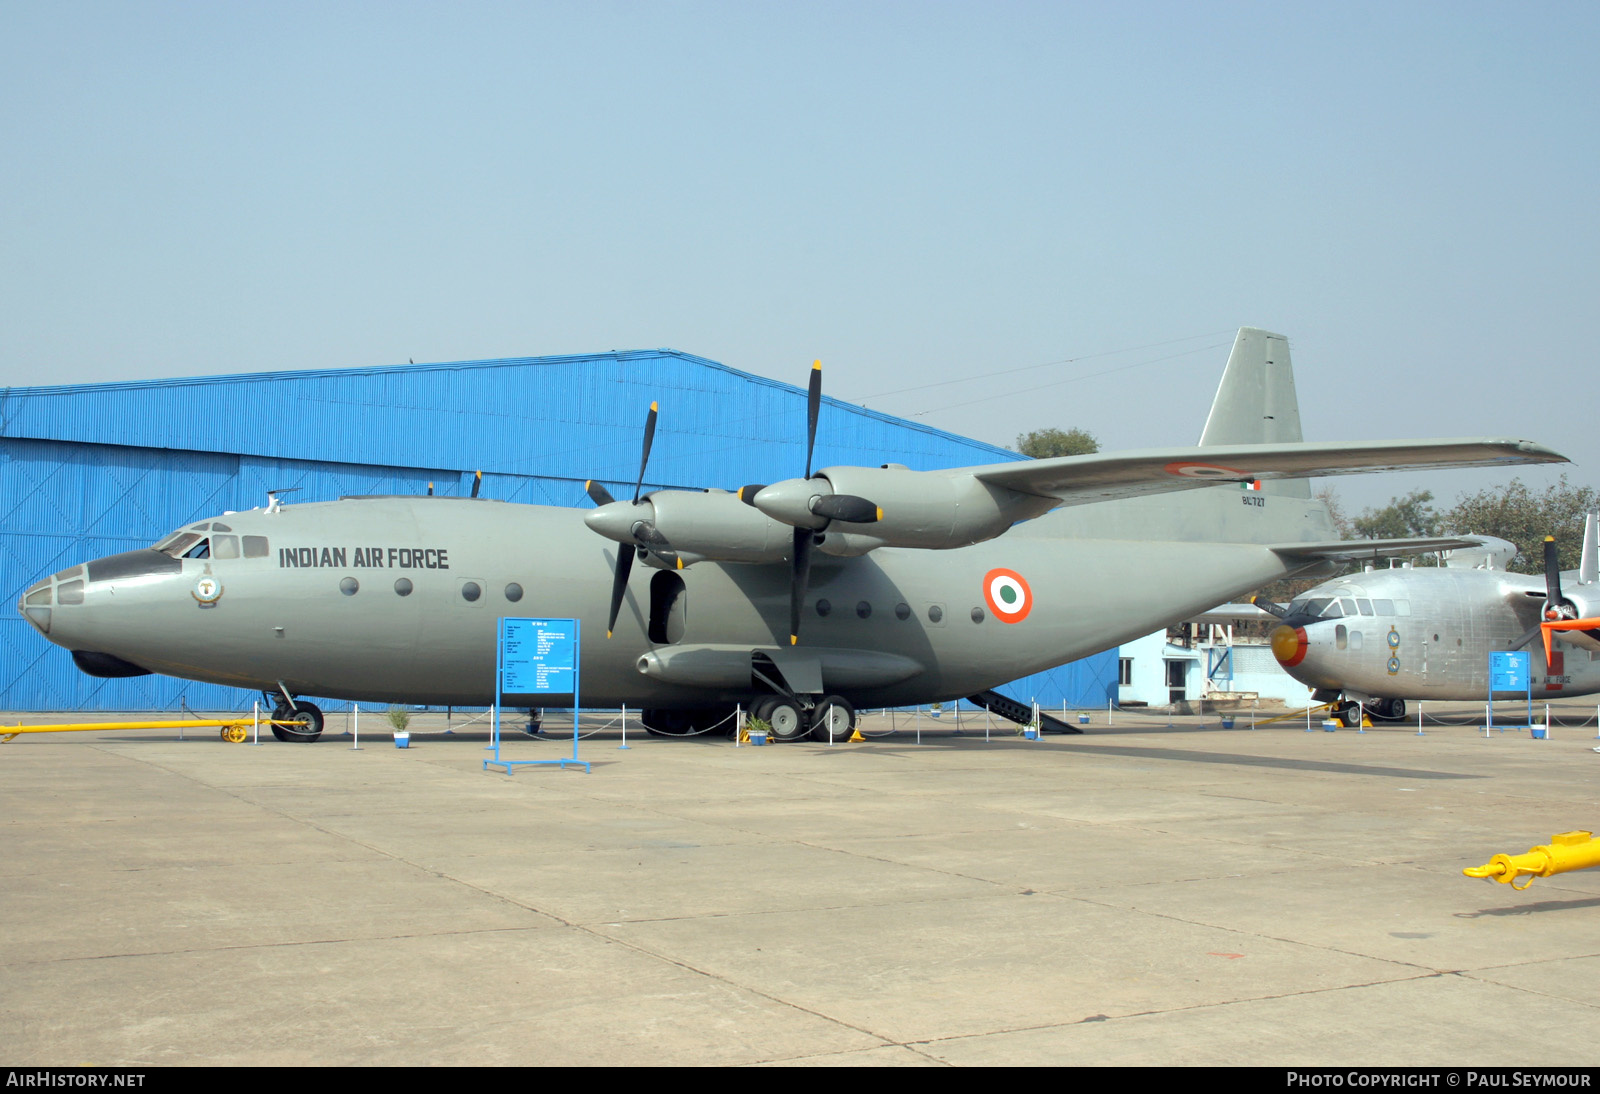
[1464,831,1600,889]
[2,719,260,744]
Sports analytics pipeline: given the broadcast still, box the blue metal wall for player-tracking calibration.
[0,349,1104,712]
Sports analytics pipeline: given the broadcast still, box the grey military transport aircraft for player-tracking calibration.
[1263,516,1600,725]
[16,329,1566,743]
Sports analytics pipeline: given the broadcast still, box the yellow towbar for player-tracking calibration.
[1464,831,1600,889]
[1,719,258,744]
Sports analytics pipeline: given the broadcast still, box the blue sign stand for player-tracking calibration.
[485,617,590,774]
[1488,650,1533,731]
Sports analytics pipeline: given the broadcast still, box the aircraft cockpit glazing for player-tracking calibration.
[152,522,270,561]
[1284,594,1410,622]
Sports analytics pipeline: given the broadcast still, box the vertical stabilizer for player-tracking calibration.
[1198,327,1309,499]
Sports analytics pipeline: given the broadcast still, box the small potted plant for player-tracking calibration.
[386,704,412,748]
[746,714,771,745]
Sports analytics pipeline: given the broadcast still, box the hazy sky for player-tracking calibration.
[3,2,1595,515]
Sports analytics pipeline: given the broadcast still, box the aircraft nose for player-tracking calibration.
[17,565,88,638]
[1270,623,1309,667]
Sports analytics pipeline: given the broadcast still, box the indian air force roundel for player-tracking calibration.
[983,568,1033,623]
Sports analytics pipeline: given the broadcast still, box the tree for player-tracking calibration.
[1442,475,1599,575]
[1351,489,1440,541]
[1014,427,1098,458]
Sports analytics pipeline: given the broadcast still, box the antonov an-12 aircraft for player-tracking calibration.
[17,329,1565,742]
[1264,518,1600,725]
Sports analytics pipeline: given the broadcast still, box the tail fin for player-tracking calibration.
[1198,328,1310,499]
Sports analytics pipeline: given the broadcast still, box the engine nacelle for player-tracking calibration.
[810,465,1057,554]
[636,489,791,566]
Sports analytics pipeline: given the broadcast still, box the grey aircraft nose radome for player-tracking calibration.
[21,329,1567,743]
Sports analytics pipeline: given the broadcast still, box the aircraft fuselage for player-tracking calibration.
[21,494,1310,709]
[1270,568,1600,703]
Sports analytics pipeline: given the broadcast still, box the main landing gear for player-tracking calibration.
[268,697,324,742]
[1332,697,1406,727]
[750,694,857,743]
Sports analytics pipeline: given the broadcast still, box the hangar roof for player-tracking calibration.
[0,349,1021,496]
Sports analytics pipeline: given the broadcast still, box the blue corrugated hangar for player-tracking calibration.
[0,350,1116,712]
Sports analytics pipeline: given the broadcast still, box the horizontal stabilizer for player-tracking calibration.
[967,438,1565,508]
[1269,536,1496,563]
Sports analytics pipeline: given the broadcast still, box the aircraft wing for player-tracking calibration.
[1267,536,1500,563]
[962,438,1565,506]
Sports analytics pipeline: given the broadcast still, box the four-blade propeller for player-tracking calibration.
[585,363,881,645]
[584,402,682,637]
[736,361,881,644]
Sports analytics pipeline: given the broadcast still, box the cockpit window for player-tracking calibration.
[1286,597,1347,620]
[154,532,203,558]
[211,535,240,559]
[183,539,211,560]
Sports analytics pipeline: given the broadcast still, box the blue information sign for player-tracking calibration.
[1490,650,1530,692]
[500,617,576,705]
[488,617,589,774]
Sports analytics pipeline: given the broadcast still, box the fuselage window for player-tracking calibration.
[243,536,269,558]
[927,605,944,623]
[505,583,524,603]
[971,607,985,623]
[394,578,413,597]
[895,602,911,621]
[340,577,359,596]
[461,581,482,602]
[1336,624,1348,650]
[856,601,871,619]
[816,599,831,617]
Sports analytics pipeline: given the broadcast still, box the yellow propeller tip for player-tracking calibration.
[790,634,799,645]
[811,360,821,370]
[650,400,659,411]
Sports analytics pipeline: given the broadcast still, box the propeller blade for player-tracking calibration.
[1544,536,1575,621]
[804,360,821,479]
[471,470,482,499]
[1509,624,1542,652]
[1251,595,1287,619]
[633,402,658,504]
[585,480,616,507]
[737,484,768,507]
[790,527,813,645]
[606,544,635,638]
[810,494,881,524]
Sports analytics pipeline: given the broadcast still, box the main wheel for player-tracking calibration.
[810,694,855,743]
[1337,700,1362,728]
[764,699,806,742]
[1368,697,1406,721]
[272,701,324,742]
